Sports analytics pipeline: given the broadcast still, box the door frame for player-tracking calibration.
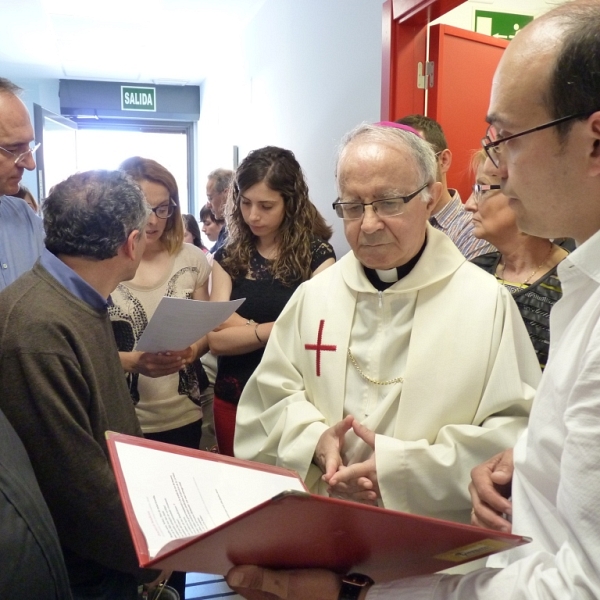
[33,104,78,201]
[381,0,466,120]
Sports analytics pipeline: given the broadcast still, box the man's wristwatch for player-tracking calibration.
[338,573,374,600]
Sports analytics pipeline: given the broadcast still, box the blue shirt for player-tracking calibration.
[0,195,45,291]
[210,225,228,254]
[40,249,109,310]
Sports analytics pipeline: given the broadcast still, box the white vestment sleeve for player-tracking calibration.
[376,287,539,519]
[235,285,329,483]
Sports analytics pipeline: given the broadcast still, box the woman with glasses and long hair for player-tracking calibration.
[208,146,336,456]
[110,156,211,444]
[466,150,567,369]
[109,157,211,598]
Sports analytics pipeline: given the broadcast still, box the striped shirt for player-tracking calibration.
[429,190,495,260]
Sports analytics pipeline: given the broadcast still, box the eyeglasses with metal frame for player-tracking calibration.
[149,201,177,219]
[332,182,429,220]
[481,111,596,168]
[0,142,41,166]
[472,183,501,204]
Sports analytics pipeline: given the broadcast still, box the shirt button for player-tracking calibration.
[1,264,7,269]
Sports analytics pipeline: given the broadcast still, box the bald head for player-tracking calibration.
[0,88,35,196]
[486,0,600,244]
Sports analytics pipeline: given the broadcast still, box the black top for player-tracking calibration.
[214,237,335,404]
[471,251,563,369]
[0,407,73,599]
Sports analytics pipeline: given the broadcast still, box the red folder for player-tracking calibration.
[107,432,530,582]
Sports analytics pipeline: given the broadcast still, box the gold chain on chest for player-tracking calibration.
[347,349,404,385]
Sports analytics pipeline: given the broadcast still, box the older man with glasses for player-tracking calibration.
[0,77,44,291]
[206,167,234,253]
[235,121,540,527]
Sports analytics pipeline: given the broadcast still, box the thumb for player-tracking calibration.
[490,466,512,485]
[490,450,514,484]
[227,566,279,593]
[352,420,376,449]
[333,414,355,438]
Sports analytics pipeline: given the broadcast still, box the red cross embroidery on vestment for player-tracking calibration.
[304,319,337,377]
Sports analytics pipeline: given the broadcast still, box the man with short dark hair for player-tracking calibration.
[0,77,44,290]
[396,114,493,260]
[226,1,600,597]
[206,167,233,252]
[0,170,158,600]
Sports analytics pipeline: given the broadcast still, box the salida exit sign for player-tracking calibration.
[121,86,156,112]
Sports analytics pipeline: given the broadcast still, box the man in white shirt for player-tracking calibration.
[225,1,600,598]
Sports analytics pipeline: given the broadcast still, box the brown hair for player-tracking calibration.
[221,146,328,285]
[470,149,487,176]
[119,156,184,254]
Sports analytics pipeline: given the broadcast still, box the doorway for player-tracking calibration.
[76,124,191,213]
[34,106,195,214]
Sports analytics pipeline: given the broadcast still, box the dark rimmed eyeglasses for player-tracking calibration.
[0,142,41,166]
[149,201,177,219]
[481,111,597,167]
[472,183,501,204]
[332,183,429,220]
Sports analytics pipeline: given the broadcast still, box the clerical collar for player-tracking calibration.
[363,239,427,291]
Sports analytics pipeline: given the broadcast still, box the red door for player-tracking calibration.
[428,25,508,200]
[382,1,509,201]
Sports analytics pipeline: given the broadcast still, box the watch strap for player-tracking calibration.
[338,573,374,600]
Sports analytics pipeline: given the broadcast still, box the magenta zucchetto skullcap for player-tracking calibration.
[373,121,423,138]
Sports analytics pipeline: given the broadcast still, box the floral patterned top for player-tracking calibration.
[109,243,211,432]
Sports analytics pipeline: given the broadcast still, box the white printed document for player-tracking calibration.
[112,439,305,559]
[135,297,244,353]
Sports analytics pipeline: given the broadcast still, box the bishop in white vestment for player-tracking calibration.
[235,122,541,523]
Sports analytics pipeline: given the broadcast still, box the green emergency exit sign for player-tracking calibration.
[121,86,156,112]
[475,10,533,40]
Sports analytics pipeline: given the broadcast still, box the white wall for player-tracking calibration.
[9,78,60,197]
[197,0,384,257]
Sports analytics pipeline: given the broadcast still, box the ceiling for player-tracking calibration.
[0,0,268,84]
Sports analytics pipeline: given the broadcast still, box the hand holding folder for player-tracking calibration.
[107,432,530,581]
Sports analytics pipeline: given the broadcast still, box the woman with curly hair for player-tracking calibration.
[208,146,336,456]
